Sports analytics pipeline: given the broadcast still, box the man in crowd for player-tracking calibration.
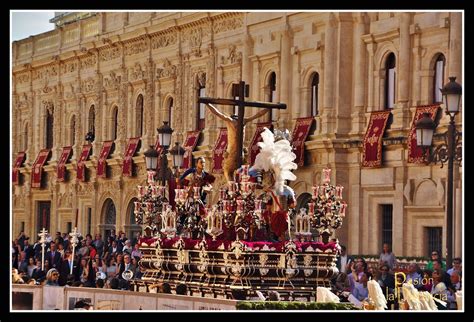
[92,233,104,258]
[336,245,353,274]
[405,263,423,289]
[447,257,462,276]
[46,242,62,269]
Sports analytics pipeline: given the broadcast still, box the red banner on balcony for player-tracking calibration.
[56,146,72,182]
[122,137,141,176]
[408,105,440,164]
[212,128,228,173]
[248,122,272,165]
[97,141,114,178]
[182,131,201,169]
[76,145,92,182]
[31,149,50,188]
[12,152,26,184]
[362,111,391,167]
[291,117,315,167]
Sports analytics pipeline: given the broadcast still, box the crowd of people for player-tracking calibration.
[12,230,463,308]
[332,243,463,310]
[11,230,145,291]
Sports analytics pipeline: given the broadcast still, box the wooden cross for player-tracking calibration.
[38,228,48,271]
[198,81,286,169]
[69,227,80,275]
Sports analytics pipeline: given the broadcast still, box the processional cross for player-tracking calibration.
[198,81,287,180]
[69,227,80,275]
[38,228,48,271]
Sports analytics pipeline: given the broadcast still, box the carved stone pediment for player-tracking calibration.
[156,59,177,79]
[129,63,145,82]
[104,71,121,90]
[82,77,97,93]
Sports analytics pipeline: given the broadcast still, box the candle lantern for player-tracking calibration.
[312,186,320,199]
[193,186,201,200]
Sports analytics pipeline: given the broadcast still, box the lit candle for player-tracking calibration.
[147,171,155,184]
[254,199,262,210]
[236,199,244,212]
[338,186,344,199]
[312,186,320,199]
[220,188,226,200]
[134,201,140,212]
[228,181,236,193]
[146,202,153,213]
[340,202,347,217]
[193,186,200,200]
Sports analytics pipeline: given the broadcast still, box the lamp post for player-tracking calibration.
[169,141,185,181]
[157,121,173,186]
[415,77,462,268]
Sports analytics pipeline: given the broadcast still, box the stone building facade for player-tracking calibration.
[12,12,463,258]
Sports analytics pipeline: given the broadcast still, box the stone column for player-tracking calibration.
[279,23,292,130]
[366,42,376,112]
[322,13,337,134]
[448,12,462,83]
[351,13,368,134]
[412,29,422,106]
[393,13,412,129]
[393,168,406,257]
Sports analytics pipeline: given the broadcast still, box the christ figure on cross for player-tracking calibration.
[205,103,269,182]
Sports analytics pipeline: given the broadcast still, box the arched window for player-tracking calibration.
[197,74,206,130]
[88,105,95,135]
[101,198,116,239]
[167,97,174,126]
[310,73,319,117]
[384,53,396,109]
[46,107,54,149]
[433,54,446,103]
[111,106,118,141]
[126,198,142,239]
[70,115,76,146]
[266,72,277,122]
[136,94,144,137]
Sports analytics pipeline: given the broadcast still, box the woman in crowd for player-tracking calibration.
[378,243,397,271]
[431,269,448,310]
[45,268,60,286]
[105,256,117,279]
[26,257,36,278]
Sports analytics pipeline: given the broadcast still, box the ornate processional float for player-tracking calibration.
[131,128,347,300]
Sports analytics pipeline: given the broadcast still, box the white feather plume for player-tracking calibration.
[251,127,298,196]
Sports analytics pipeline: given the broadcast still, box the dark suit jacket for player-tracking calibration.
[23,245,34,259]
[59,259,78,285]
[46,251,62,269]
[31,268,46,282]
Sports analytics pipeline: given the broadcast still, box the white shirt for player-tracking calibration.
[340,255,348,274]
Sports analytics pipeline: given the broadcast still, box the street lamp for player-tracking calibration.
[169,141,185,174]
[144,145,159,171]
[157,121,174,186]
[415,76,462,268]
